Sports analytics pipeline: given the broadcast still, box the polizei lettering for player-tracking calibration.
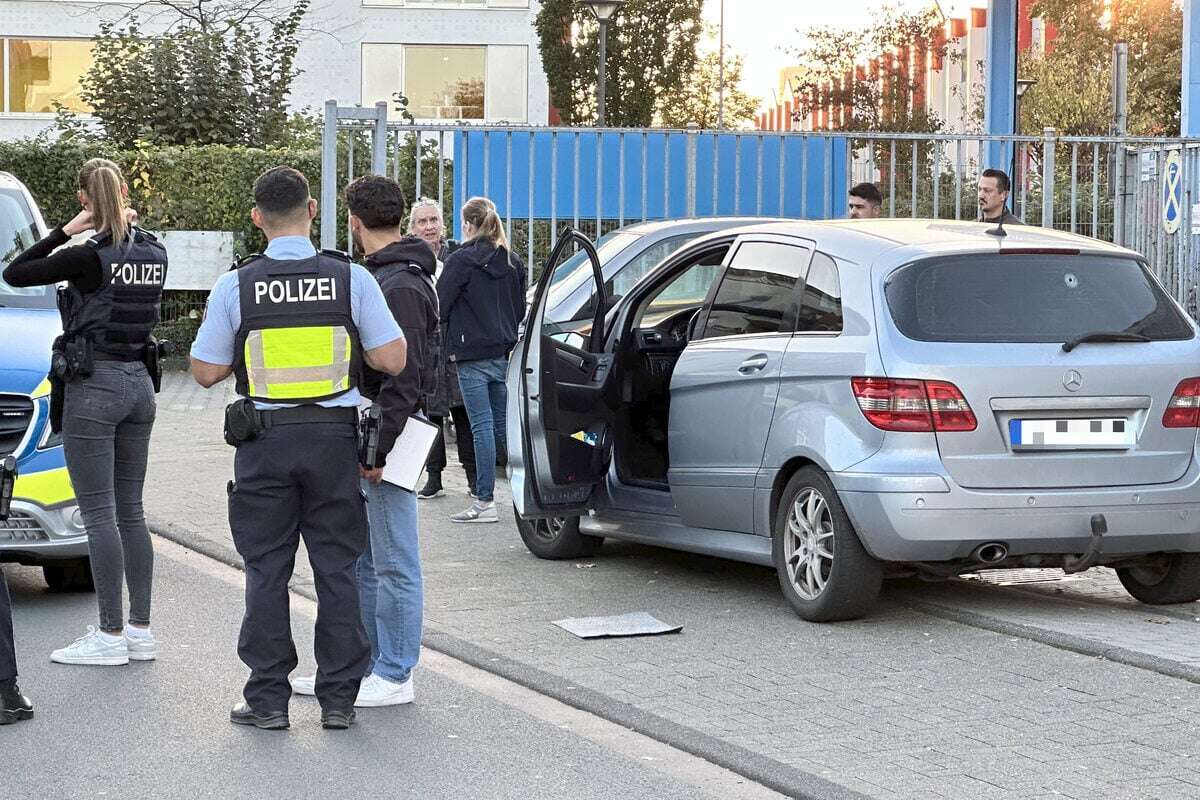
[110,262,165,286]
[253,277,338,305]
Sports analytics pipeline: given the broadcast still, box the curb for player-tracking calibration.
[901,594,1200,685]
[148,518,870,800]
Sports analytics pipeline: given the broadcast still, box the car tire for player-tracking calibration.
[773,466,882,622]
[514,509,603,560]
[43,560,95,592]
[1116,554,1200,605]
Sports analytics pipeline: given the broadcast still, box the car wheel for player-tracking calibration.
[43,560,95,592]
[773,466,882,622]
[1117,554,1200,605]
[514,509,603,560]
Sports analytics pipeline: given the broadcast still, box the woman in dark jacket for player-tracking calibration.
[408,198,476,499]
[437,197,526,524]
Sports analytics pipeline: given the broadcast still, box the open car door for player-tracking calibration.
[507,228,616,518]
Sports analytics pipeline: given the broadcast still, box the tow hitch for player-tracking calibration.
[1063,514,1107,574]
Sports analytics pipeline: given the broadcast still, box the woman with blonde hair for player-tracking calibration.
[436,197,525,523]
[3,158,168,666]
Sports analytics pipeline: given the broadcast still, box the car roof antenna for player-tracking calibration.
[985,217,1007,238]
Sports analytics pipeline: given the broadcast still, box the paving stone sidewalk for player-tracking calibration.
[144,374,1200,799]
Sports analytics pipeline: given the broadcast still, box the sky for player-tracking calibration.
[699,0,988,110]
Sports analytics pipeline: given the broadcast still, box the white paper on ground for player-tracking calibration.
[552,612,683,639]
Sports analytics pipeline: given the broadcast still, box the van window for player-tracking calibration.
[886,254,1193,343]
[701,241,809,339]
[796,252,842,333]
[0,188,53,309]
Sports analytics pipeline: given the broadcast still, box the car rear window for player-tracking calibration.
[885,253,1194,343]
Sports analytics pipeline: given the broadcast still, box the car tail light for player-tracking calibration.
[1163,378,1200,428]
[851,377,977,433]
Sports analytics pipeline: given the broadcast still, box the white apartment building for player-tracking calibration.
[0,0,550,141]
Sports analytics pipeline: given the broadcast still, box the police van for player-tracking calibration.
[0,172,90,591]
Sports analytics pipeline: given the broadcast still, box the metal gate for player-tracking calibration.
[320,101,1200,312]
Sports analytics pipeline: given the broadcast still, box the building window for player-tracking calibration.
[4,38,93,114]
[362,43,485,121]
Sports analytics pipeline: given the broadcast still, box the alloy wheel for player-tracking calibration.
[784,488,835,601]
[533,516,567,543]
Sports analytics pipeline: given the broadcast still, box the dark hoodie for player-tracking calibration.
[360,236,439,467]
[437,238,526,362]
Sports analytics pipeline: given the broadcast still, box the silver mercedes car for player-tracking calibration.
[509,219,1200,621]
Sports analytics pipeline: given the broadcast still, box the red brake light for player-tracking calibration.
[851,377,977,433]
[1163,378,1200,428]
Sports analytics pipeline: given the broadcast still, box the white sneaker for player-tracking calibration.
[124,627,157,662]
[51,626,129,666]
[450,500,498,523]
[354,673,414,708]
[291,674,316,696]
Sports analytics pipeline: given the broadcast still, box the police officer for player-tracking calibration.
[190,167,406,731]
[3,157,168,667]
[0,565,32,724]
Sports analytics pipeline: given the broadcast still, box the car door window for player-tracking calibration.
[701,241,809,339]
[635,247,728,329]
[795,252,842,333]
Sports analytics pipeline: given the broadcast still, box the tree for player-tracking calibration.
[1022,0,1181,136]
[535,0,704,126]
[657,45,760,129]
[788,6,943,133]
[58,1,309,147]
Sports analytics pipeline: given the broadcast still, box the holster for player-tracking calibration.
[223,399,264,447]
[49,372,65,434]
[0,455,16,521]
[358,404,382,468]
[143,337,173,394]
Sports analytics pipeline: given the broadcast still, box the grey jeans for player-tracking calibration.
[63,362,157,632]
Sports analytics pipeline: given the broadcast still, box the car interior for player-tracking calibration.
[608,242,732,489]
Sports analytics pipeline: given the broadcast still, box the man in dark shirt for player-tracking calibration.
[978,168,1023,225]
[291,175,436,707]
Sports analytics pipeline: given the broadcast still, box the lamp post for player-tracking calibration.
[1015,77,1037,134]
[582,0,625,126]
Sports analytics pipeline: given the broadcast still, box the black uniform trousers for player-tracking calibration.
[427,405,477,490]
[0,566,15,681]
[227,421,370,713]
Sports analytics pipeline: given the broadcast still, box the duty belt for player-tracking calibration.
[258,406,358,428]
[94,351,144,363]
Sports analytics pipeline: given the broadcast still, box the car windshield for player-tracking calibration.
[543,232,640,311]
[0,188,52,309]
[885,253,1194,343]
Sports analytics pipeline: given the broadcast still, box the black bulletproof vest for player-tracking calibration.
[62,229,168,358]
[231,252,362,402]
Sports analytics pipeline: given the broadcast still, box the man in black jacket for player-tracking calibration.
[291,176,436,707]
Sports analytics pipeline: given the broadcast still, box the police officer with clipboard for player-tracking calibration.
[190,167,406,731]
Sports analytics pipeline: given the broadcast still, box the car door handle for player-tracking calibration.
[737,354,769,374]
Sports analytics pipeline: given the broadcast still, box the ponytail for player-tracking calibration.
[78,158,129,243]
[461,196,508,250]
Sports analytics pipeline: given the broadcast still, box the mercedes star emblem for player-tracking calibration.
[1063,370,1083,392]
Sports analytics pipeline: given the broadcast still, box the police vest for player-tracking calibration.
[60,228,168,359]
[232,252,362,404]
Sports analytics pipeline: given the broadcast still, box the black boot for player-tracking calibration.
[0,678,33,725]
[417,470,444,499]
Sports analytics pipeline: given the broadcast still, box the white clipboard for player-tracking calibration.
[359,401,441,492]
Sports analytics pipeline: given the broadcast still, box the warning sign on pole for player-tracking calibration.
[1163,150,1183,235]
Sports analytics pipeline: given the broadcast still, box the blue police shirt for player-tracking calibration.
[190,235,403,410]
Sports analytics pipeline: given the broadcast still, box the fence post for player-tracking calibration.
[1041,127,1056,229]
[372,101,389,177]
[686,124,698,217]
[321,99,338,251]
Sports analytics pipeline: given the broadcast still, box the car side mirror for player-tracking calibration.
[686,309,703,342]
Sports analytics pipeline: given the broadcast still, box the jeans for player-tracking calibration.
[62,362,156,633]
[357,479,422,684]
[456,357,509,503]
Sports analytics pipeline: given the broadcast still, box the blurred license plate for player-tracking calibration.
[1009,418,1133,450]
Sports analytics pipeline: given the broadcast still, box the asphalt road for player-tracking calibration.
[1,537,785,800]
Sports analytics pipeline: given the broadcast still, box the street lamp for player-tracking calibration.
[1015,78,1037,134]
[582,0,625,126]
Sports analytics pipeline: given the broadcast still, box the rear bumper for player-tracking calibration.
[833,469,1200,562]
[0,499,88,564]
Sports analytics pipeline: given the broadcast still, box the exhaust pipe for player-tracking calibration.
[971,542,1008,564]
